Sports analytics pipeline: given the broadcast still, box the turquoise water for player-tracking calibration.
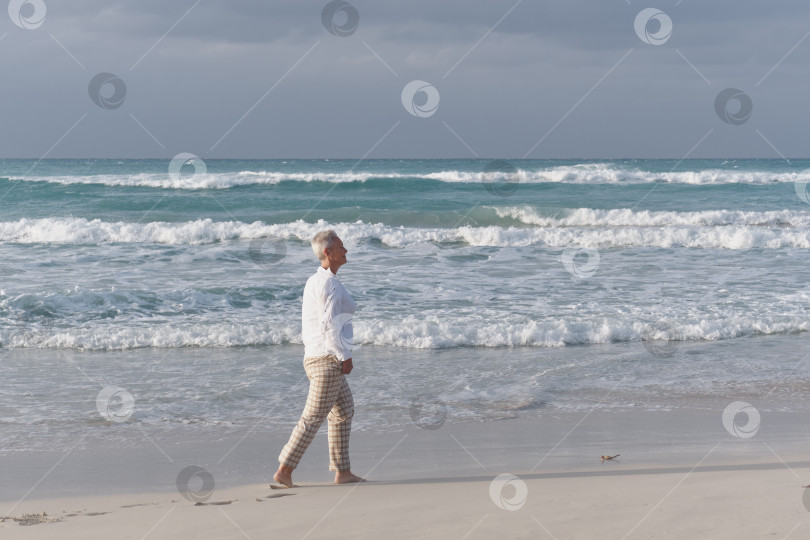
[0,159,805,224]
[1,158,809,350]
[2,157,810,450]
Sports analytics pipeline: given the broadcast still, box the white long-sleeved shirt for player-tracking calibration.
[302,266,356,362]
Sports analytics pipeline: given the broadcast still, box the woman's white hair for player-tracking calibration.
[311,229,339,261]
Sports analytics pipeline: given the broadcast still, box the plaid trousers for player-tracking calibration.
[278,355,354,472]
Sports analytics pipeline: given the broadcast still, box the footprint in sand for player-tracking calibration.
[257,494,296,501]
[2,513,61,526]
[194,500,236,506]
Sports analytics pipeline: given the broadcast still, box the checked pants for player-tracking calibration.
[278,355,354,472]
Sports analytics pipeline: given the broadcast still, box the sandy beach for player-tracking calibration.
[3,389,810,539]
[4,339,810,539]
[3,459,810,539]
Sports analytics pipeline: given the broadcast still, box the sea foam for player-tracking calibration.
[2,215,809,249]
[9,163,809,189]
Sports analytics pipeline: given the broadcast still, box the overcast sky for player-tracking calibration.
[2,0,809,159]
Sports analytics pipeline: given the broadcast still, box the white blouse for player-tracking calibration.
[302,266,356,362]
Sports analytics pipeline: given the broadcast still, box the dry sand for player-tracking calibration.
[3,459,810,539]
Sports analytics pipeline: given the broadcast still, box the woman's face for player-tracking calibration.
[326,237,348,266]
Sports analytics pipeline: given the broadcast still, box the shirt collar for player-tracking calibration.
[318,266,337,277]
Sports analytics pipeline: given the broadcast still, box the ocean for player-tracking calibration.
[2,158,810,453]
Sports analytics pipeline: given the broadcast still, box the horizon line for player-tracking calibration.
[0,157,804,161]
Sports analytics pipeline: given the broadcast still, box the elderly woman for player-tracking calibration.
[274,230,365,486]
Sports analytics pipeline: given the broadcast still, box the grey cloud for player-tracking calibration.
[2,0,810,158]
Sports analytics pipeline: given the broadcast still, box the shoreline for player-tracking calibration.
[3,403,809,497]
[4,335,810,537]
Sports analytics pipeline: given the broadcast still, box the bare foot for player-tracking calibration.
[334,470,366,484]
[273,465,294,488]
